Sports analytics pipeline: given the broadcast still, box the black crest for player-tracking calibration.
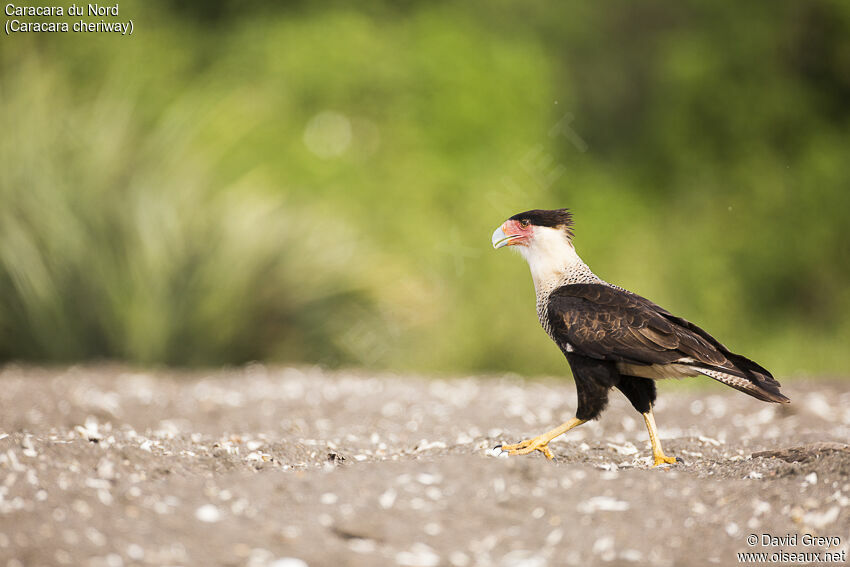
[509,209,574,237]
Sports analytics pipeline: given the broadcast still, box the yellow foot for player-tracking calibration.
[653,453,681,467]
[498,437,555,460]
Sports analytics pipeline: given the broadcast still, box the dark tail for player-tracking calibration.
[657,311,790,404]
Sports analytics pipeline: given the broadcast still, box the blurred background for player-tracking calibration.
[1,1,848,378]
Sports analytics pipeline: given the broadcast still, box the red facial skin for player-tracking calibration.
[500,219,534,246]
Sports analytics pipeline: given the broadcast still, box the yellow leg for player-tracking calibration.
[499,417,587,460]
[643,409,679,466]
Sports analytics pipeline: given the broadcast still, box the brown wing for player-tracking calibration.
[547,283,788,402]
[546,283,728,368]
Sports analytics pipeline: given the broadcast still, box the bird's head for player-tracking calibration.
[492,208,575,250]
[492,208,580,285]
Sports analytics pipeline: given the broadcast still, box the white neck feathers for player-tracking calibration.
[515,226,602,297]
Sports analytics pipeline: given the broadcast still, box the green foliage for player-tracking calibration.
[1,1,848,376]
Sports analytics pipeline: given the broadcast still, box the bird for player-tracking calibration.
[491,208,789,465]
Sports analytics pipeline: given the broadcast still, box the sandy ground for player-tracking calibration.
[0,364,848,567]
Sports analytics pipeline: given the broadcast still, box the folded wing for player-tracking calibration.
[546,284,789,403]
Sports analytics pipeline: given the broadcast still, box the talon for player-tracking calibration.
[500,438,555,460]
[652,454,679,467]
[494,418,586,462]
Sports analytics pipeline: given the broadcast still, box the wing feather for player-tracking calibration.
[627,327,668,352]
[546,283,788,402]
[547,285,731,368]
[550,285,704,366]
[636,325,679,350]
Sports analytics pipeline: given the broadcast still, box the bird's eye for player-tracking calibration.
[520,219,530,228]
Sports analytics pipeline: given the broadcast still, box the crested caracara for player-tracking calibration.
[491,208,789,465]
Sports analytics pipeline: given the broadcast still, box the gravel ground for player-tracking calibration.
[0,364,848,567]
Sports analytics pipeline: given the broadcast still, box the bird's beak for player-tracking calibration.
[492,222,522,249]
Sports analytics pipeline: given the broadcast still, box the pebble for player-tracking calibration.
[126,544,144,561]
[499,550,546,567]
[194,504,222,523]
[96,459,115,480]
[486,446,509,459]
[245,451,272,462]
[75,417,104,442]
[348,538,377,553]
[415,440,447,452]
[416,473,442,485]
[21,436,37,458]
[379,488,397,509]
[607,442,638,455]
[396,543,440,567]
[269,559,309,567]
[578,496,630,513]
[802,506,840,529]
[592,536,615,555]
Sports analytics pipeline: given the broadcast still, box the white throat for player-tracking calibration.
[516,226,603,297]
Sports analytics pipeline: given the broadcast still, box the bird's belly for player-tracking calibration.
[617,362,699,380]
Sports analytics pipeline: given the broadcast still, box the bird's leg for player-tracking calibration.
[498,417,587,460]
[642,408,679,466]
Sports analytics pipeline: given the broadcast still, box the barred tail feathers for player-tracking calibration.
[692,367,790,404]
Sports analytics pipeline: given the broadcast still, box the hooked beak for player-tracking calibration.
[492,222,523,249]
